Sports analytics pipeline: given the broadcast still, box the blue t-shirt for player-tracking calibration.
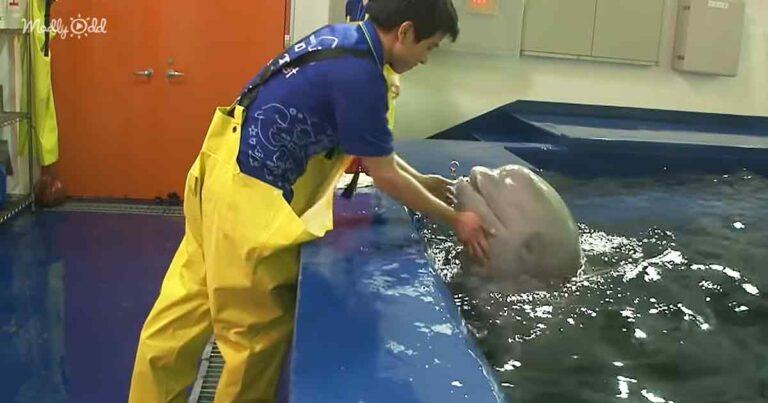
[237,20,393,202]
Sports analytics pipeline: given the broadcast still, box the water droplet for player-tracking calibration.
[742,283,759,296]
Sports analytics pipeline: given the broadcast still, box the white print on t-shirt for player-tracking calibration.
[279,35,341,79]
[246,103,335,188]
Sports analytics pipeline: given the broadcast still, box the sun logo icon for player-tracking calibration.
[70,14,89,39]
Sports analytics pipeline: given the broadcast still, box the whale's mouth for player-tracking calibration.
[467,170,484,197]
[459,171,508,235]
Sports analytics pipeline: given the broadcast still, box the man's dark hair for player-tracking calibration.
[366,0,460,42]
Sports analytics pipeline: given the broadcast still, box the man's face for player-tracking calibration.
[389,22,445,74]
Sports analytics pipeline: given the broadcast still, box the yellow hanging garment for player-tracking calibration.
[20,0,59,166]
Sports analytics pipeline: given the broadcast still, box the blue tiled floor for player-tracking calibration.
[0,211,184,403]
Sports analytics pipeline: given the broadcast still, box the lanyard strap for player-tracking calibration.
[234,48,369,112]
[359,22,382,69]
[231,23,381,115]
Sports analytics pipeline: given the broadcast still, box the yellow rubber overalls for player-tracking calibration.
[129,100,353,402]
[126,24,392,400]
[21,0,59,166]
[384,64,400,129]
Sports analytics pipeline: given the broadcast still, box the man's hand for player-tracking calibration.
[364,154,456,228]
[419,175,456,206]
[451,211,491,264]
[393,154,455,205]
[363,155,491,264]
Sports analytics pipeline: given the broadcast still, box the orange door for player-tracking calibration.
[53,1,164,199]
[53,1,287,199]
[153,1,287,200]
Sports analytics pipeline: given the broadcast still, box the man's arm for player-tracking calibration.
[393,153,424,181]
[394,154,456,205]
[362,154,490,261]
[367,154,452,222]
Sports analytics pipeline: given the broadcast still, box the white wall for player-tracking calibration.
[291,0,333,41]
[329,0,347,24]
[292,0,348,41]
[292,0,768,140]
[396,0,768,138]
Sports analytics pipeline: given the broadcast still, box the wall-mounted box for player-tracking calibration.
[673,0,745,76]
[521,0,665,65]
[592,0,664,63]
[521,0,597,57]
[445,0,524,55]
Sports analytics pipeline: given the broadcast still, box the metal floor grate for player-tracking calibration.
[50,201,183,217]
[0,194,33,225]
[189,337,225,403]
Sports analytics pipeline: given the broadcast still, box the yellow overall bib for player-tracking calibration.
[128,103,352,402]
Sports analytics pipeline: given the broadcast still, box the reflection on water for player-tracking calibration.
[418,171,768,402]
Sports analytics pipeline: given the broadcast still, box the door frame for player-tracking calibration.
[289,0,338,43]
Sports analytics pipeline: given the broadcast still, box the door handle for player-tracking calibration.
[166,69,185,79]
[134,68,154,78]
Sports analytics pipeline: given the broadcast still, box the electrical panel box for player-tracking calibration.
[522,0,665,65]
[445,0,524,55]
[592,0,664,63]
[674,0,745,76]
[521,0,597,57]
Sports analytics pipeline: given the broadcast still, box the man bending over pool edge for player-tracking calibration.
[128,1,491,402]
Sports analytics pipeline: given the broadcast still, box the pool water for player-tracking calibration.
[418,170,768,403]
